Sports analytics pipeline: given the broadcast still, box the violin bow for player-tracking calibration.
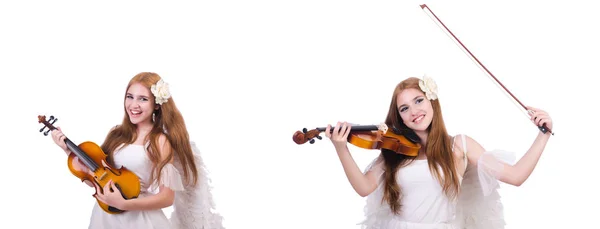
[419,4,553,135]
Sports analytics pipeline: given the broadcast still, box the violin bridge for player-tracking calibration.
[99,171,108,180]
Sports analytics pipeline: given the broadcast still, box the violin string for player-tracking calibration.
[421,6,532,121]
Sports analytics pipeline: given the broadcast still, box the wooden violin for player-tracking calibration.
[38,115,141,214]
[293,123,421,156]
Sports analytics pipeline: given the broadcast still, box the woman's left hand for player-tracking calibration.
[94,180,128,210]
[526,106,553,133]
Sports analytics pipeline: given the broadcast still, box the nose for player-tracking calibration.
[127,99,140,108]
[409,107,419,117]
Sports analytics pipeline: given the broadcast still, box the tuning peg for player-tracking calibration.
[39,115,58,136]
[316,135,322,140]
[302,128,308,133]
[309,139,315,144]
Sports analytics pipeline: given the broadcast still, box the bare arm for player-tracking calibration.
[121,185,175,211]
[50,126,73,156]
[51,127,94,187]
[462,107,553,186]
[327,122,379,197]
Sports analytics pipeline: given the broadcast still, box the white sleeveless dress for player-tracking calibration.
[88,142,225,229]
[359,134,515,229]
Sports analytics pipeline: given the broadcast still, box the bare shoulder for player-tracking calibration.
[464,135,485,153]
[451,134,466,158]
[452,134,483,151]
[157,133,171,150]
[454,134,488,165]
[157,133,173,163]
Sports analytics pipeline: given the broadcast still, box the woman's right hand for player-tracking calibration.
[50,126,68,152]
[326,122,378,197]
[72,156,93,187]
[50,127,93,187]
[325,122,351,149]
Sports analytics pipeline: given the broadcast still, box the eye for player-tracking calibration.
[399,106,408,113]
[416,98,424,104]
[140,97,148,101]
[126,95,133,99]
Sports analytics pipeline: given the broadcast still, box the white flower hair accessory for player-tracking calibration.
[418,75,438,100]
[151,79,171,105]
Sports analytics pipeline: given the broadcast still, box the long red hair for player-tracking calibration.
[101,72,198,187]
[381,77,459,215]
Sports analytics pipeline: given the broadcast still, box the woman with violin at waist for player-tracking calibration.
[325,76,553,229]
[49,72,224,229]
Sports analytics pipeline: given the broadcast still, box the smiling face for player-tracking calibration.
[125,82,157,126]
[396,88,434,133]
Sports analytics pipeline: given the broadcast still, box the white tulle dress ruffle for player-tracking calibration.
[168,141,225,229]
[358,135,516,229]
[453,149,515,229]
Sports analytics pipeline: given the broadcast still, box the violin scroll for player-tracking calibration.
[38,115,58,136]
[293,128,323,145]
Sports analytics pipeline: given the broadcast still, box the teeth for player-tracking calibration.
[414,115,424,123]
[131,111,141,115]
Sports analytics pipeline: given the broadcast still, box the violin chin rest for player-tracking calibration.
[390,126,420,144]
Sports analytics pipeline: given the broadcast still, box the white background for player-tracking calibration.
[1,0,598,228]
